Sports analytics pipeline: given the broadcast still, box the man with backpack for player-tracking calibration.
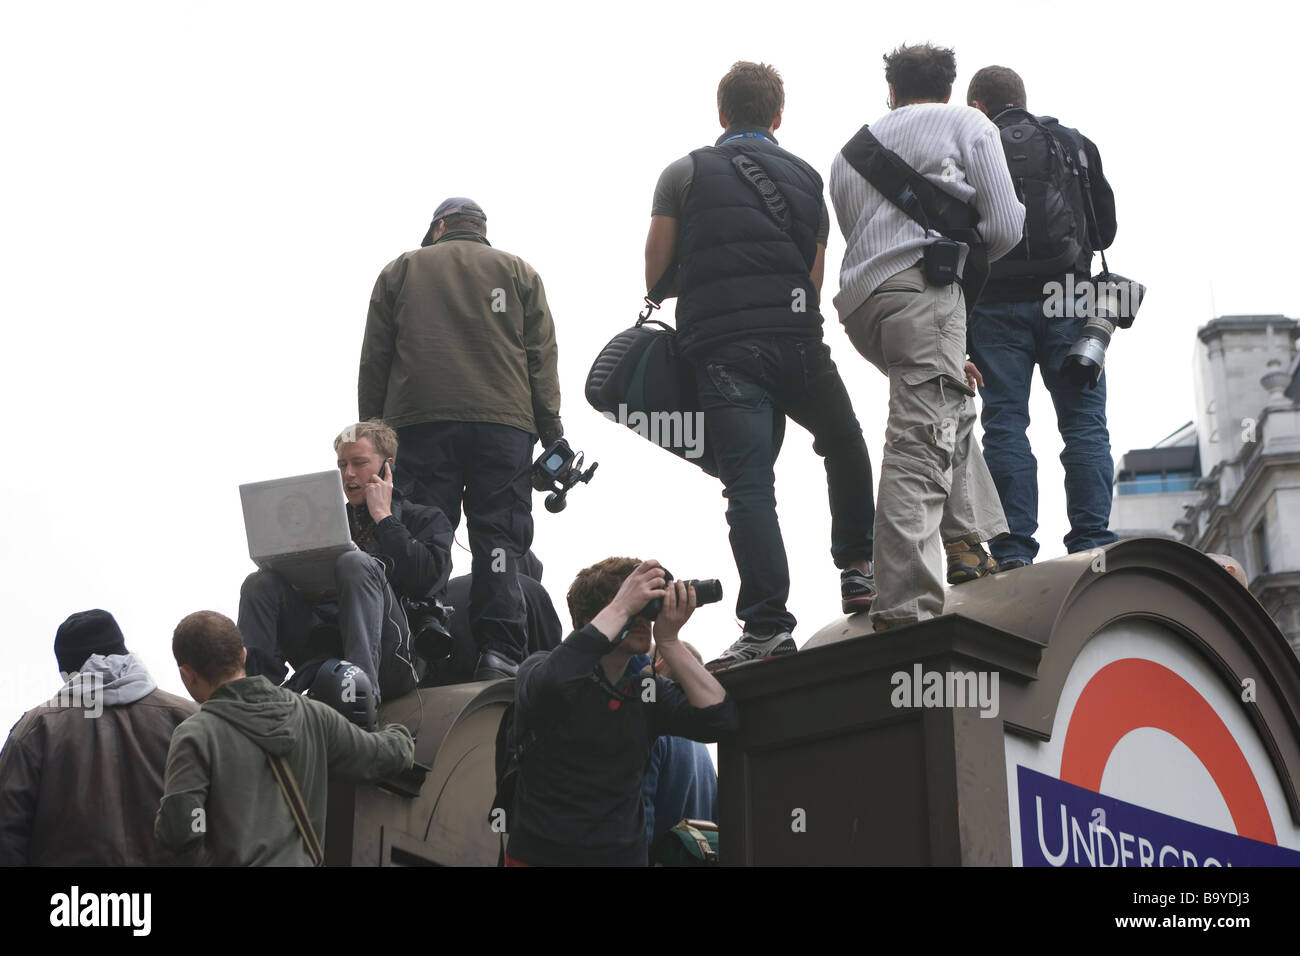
[966,66,1119,570]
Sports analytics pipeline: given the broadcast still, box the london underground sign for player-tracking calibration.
[1006,620,1300,866]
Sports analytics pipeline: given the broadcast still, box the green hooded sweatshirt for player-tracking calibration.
[155,676,413,866]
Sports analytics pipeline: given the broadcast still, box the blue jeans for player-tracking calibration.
[968,298,1118,564]
[694,336,875,636]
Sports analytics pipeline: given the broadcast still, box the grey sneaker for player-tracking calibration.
[705,631,797,673]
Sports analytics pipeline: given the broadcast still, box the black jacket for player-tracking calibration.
[349,492,453,600]
[507,625,739,866]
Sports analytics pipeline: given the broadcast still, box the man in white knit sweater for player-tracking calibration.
[830,43,1025,630]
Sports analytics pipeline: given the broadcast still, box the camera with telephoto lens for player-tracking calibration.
[531,438,598,513]
[638,570,724,620]
[1060,272,1146,389]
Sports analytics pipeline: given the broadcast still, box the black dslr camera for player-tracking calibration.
[531,438,598,513]
[403,596,455,674]
[638,571,724,620]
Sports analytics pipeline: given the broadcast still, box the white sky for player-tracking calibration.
[3,1,1298,735]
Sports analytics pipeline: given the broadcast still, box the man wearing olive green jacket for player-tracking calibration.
[156,611,414,867]
[359,197,563,682]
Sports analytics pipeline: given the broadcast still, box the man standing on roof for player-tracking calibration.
[829,43,1024,631]
[359,198,563,681]
[965,65,1119,572]
[644,61,878,671]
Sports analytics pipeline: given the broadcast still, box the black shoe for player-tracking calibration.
[473,649,518,681]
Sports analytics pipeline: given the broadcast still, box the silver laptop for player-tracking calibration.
[239,470,357,592]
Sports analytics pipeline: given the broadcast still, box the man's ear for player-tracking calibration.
[718,109,729,130]
[941,90,951,104]
[770,109,782,132]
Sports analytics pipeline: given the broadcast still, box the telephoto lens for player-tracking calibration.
[684,579,723,606]
[639,574,723,620]
[1060,313,1114,389]
[1061,274,1145,389]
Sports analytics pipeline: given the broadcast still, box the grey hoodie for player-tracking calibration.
[62,652,157,712]
[155,676,413,866]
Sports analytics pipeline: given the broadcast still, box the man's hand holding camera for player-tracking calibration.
[590,560,666,642]
[652,579,697,645]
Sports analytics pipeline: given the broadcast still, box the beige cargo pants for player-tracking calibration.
[843,264,1007,628]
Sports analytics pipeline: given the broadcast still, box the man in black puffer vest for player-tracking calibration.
[645,61,877,671]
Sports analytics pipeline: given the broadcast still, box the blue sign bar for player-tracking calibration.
[1017,766,1300,867]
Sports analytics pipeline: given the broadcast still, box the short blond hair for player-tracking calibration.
[334,420,398,461]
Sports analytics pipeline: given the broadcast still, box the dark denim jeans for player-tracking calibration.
[694,335,875,636]
[968,298,1118,564]
[394,421,534,663]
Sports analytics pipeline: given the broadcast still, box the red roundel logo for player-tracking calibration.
[1059,658,1276,844]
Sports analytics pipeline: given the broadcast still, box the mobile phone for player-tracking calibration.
[382,459,393,479]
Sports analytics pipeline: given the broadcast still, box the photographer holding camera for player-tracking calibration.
[503,558,738,867]
[359,198,563,681]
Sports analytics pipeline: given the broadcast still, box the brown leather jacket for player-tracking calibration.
[0,667,198,866]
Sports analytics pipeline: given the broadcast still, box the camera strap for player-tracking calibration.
[839,125,989,314]
[1073,147,1110,278]
[640,261,679,324]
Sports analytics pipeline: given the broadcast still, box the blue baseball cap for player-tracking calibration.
[422,197,486,246]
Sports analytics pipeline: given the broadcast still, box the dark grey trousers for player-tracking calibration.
[238,550,418,703]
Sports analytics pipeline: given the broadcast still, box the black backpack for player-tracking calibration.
[989,108,1092,279]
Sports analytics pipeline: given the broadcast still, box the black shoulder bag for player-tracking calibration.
[584,266,721,477]
[840,125,989,316]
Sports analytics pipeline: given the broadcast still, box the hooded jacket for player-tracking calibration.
[155,676,414,866]
[0,653,197,866]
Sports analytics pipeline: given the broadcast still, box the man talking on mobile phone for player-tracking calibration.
[237,420,453,705]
